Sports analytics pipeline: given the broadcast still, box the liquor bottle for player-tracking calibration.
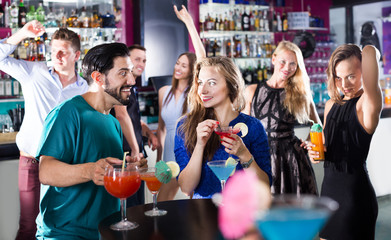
[212,39,218,57]
[277,12,282,32]
[226,39,232,58]
[263,10,269,32]
[26,5,36,23]
[224,13,229,31]
[385,77,391,105]
[254,10,260,31]
[17,40,28,60]
[234,36,241,58]
[67,9,78,27]
[229,10,235,31]
[46,7,57,27]
[272,11,278,32]
[18,0,27,28]
[235,9,242,31]
[36,3,45,24]
[9,0,18,29]
[282,11,288,32]
[0,2,4,27]
[241,8,250,31]
[257,60,263,81]
[4,1,9,28]
[249,9,255,31]
[28,38,37,61]
[36,36,45,61]
[80,7,90,28]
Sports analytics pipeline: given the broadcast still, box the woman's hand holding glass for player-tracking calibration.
[196,120,219,148]
[220,133,249,160]
[302,141,322,164]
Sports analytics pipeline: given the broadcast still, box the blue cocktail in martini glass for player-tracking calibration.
[207,160,238,191]
[255,194,338,240]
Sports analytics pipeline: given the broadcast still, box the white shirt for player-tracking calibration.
[0,40,89,156]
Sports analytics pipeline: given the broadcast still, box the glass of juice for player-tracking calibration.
[139,167,167,217]
[255,194,339,240]
[104,164,141,231]
[309,123,325,161]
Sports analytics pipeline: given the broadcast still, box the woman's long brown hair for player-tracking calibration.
[326,44,362,105]
[178,56,246,161]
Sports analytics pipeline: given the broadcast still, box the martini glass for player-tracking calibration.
[103,164,141,231]
[255,194,339,240]
[207,160,238,191]
[139,167,167,216]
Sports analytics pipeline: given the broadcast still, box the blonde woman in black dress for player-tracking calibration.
[307,44,381,240]
[244,41,321,195]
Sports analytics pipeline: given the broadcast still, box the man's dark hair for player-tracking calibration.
[128,44,146,53]
[52,28,81,52]
[82,43,130,85]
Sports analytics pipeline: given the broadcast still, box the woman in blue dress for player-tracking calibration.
[174,56,272,199]
[156,5,206,201]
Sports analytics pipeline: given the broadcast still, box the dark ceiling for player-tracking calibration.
[331,0,388,8]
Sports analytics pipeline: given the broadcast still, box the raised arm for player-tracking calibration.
[360,45,382,133]
[114,105,140,157]
[5,20,45,45]
[156,86,169,162]
[174,5,206,61]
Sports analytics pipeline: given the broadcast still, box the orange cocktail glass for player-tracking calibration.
[104,164,141,231]
[310,126,325,161]
[140,167,167,216]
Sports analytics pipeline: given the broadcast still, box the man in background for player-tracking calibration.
[113,44,159,206]
[0,20,89,240]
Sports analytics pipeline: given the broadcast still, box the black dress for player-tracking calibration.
[251,81,318,195]
[320,96,378,240]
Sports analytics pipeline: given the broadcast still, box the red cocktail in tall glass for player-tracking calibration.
[104,164,141,231]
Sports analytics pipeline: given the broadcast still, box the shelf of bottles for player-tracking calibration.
[306,34,337,107]
[200,1,277,84]
[0,0,120,102]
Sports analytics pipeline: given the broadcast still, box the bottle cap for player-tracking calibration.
[310,123,322,132]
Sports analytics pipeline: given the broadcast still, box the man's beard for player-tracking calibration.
[104,85,131,105]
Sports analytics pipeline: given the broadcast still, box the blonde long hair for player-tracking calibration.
[274,41,312,124]
[179,56,246,161]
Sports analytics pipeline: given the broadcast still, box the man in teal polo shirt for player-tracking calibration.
[35,43,145,239]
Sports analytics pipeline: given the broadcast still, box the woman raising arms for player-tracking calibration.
[156,5,206,201]
[308,44,382,240]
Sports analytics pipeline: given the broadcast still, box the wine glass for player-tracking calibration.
[207,160,238,191]
[255,194,339,240]
[214,125,240,160]
[139,167,167,217]
[103,164,141,231]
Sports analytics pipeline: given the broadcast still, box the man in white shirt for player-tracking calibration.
[0,20,88,240]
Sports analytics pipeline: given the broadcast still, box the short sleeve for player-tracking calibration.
[36,102,79,163]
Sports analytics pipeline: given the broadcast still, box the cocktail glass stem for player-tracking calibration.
[220,180,226,191]
[110,198,139,231]
[152,193,159,212]
[120,198,127,222]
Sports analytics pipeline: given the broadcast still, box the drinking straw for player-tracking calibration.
[122,151,128,172]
